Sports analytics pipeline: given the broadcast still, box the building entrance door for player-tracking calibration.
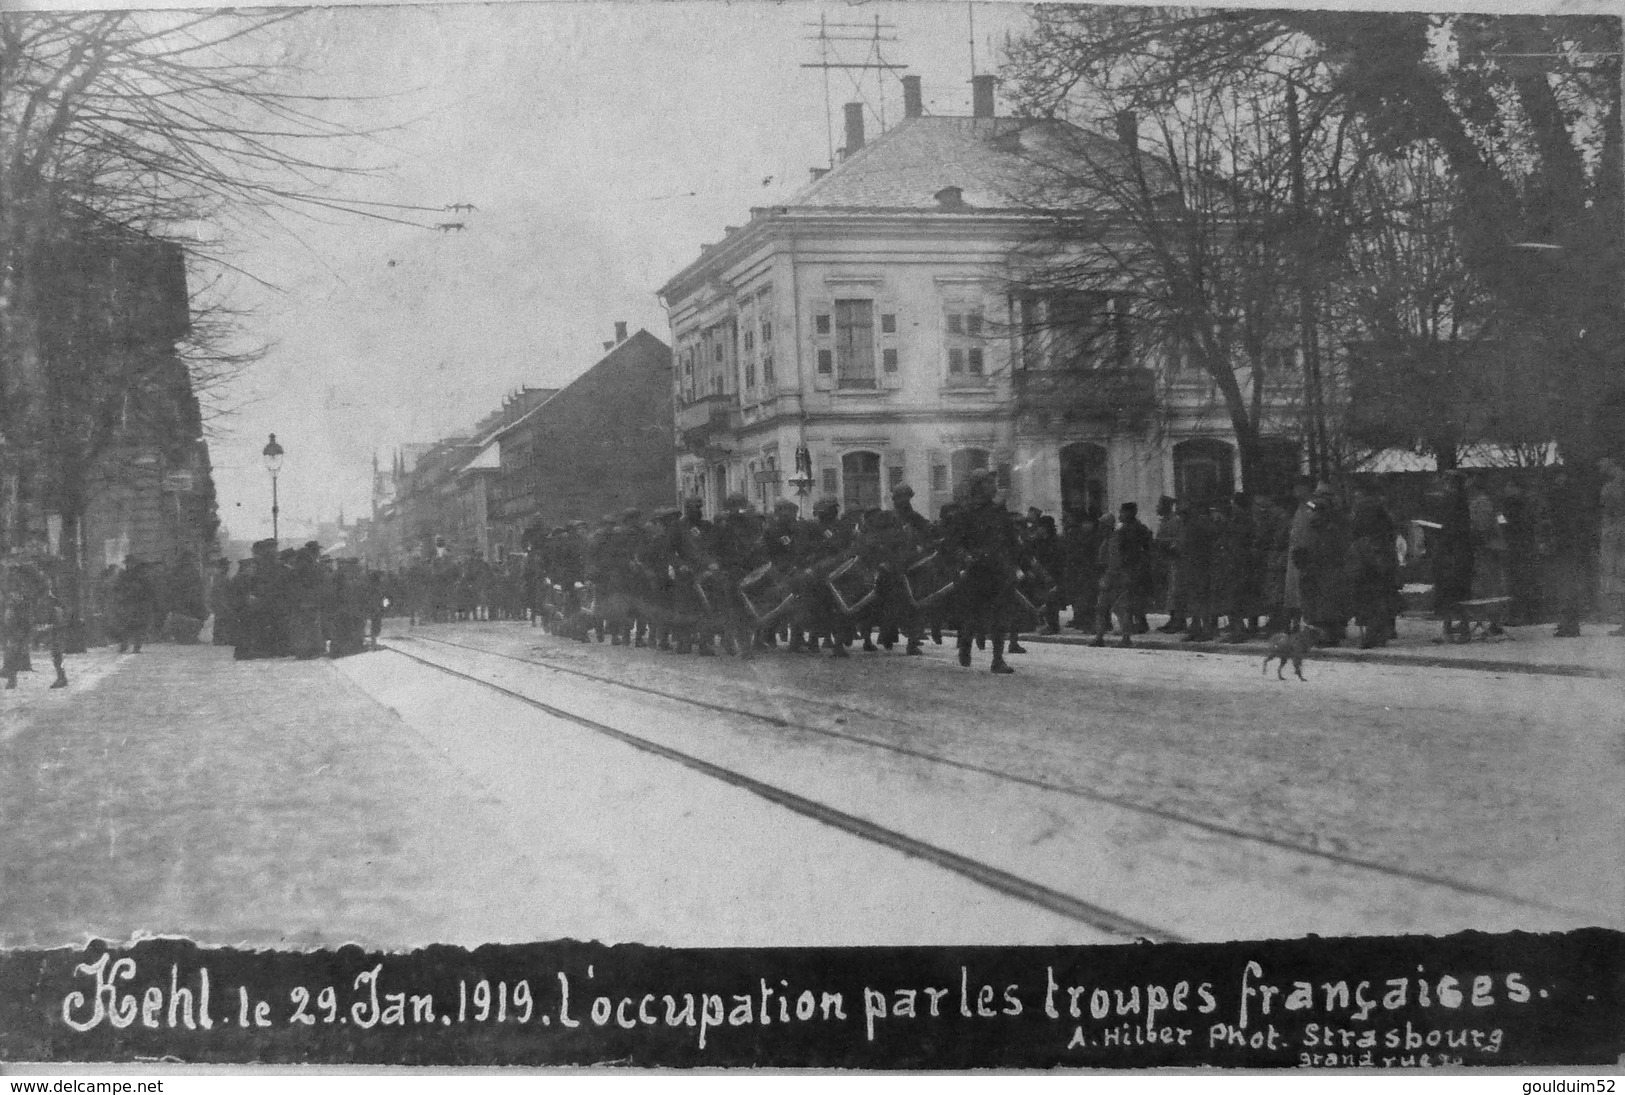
[1059,442,1107,518]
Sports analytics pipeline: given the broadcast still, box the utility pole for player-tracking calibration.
[1286,77,1329,481]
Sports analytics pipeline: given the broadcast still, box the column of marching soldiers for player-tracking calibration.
[4,468,1422,683]
[514,473,1047,673]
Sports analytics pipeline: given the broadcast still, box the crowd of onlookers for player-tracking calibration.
[1003,459,1625,648]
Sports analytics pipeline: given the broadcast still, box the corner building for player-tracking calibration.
[659,78,1294,521]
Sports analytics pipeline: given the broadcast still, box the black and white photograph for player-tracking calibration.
[0,0,1622,1074]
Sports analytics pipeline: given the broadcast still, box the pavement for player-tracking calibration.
[1023,614,1625,677]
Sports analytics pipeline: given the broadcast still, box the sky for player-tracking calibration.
[194,0,1037,542]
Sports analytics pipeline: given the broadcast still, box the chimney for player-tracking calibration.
[842,102,865,158]
[809,167,829,184]
[972,74,996,119]
[603,341,615,351]
[614,321,628,344]
[934,185,965,211]
[902,75,923,118]
[1115,109,1138,149]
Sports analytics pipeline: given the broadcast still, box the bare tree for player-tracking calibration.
[0,11,411,539]
[1005,6,1624,475]
[1001,38,1342,493]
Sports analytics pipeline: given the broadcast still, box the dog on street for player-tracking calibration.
[1263,625,1323,681]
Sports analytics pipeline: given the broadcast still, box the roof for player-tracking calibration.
[466,386,558,448]
[784,114,1132,212]
[496,328,671,440]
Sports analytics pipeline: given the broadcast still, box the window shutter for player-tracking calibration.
[879,298,902,390]
[928,448,949,501]
[995,448,1018,509]
[884,447,906,495]
[816,450,839,504]
[812,299,835,391]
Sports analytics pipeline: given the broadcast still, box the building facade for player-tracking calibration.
[659,78,1299,520]
[492,327,675,551]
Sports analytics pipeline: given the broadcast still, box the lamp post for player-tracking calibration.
[262,433,284,544]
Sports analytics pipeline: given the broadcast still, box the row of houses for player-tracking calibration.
[356,75,1308,565]
[351,325,675,568]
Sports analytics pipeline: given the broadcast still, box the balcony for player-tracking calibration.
[676,392,740,454]
[1014,366,1157,427]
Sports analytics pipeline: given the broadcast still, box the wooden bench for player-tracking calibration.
[1445,597,1513,643]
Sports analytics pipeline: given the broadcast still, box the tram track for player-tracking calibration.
[379,639,1181,943]
[384,631,1607,927]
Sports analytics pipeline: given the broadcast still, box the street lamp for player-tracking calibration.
[262,433,284,544]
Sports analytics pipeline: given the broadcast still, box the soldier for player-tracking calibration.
[804,496,855,657]
[1175,501,1217,641]
[756,499,808,650]
[1154,496,1185,633]
[286,543,326,659]
[710,494,764,657]
[1061,509,1102,631]
[950,470,1022,673]
[877,485,932,654]
[1092,502,1155,648]
[111,557,159,654]
[1221,493,1262,643]
[1028,514,1064,635]
[643,507,683,650]
[2,548,67,690]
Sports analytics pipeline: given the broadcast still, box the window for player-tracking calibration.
[821,468,838,497]
[950,447,990,494]
[945,308,987,385]
[818,349,833,374]
[815,314,831,335]
[745,362,756,389]
[883,348,898,372]
[1016,291,1131,370]
[931,464,949,493]
[744,330,754,353]
[842,451,882,513]
[881,313,897,334]
[835,299,877,389]
[762,320,773,344]
[1173,438,1235,503]
[887,465,905,491]
[763,354,775,387]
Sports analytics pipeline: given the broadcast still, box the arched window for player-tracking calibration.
[1173,438,1235,503]
[842,451,882,513]
[1059,442,1108,518]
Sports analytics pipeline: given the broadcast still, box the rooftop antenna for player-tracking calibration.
[969,2,976,80]
[803,12,908,168]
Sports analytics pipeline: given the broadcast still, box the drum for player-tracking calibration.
[903,551,965,609]
[692,568,731,617]
[738,562,798,626]
[1019,558,1059,606]
[826,556,879,616]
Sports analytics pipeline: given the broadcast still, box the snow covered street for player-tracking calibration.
[2,623,1619,951]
